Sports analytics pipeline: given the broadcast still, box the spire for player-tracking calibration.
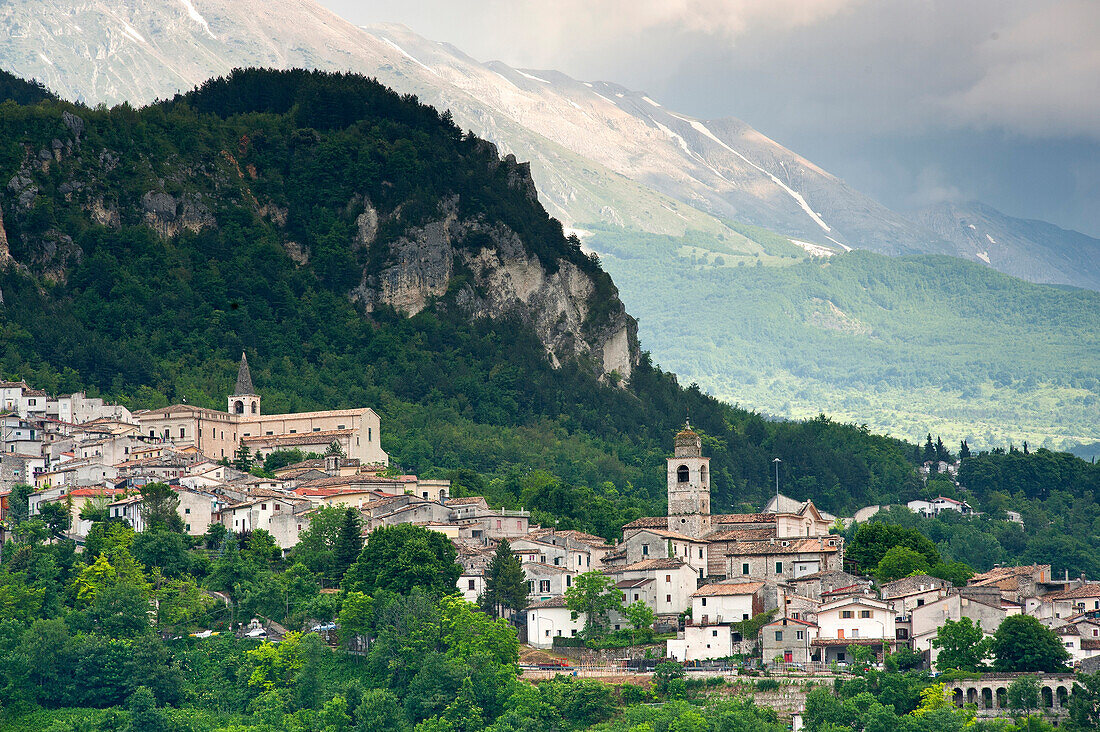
[234,352,255,395]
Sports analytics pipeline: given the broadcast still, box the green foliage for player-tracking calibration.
[332,508,363,581]
[992,614,1071,673]
[847,521,939,574]
[875,545,931,582]
[564,571,624,638]
[1067,671,1100,731]
[343,523,461,596]
[932,617,991,672]
[480,539,528,618]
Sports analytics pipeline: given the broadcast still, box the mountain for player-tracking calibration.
[912,201,1100,291]
[587,226,1100,452]
[0,0,947,254]
[0,68,927,525]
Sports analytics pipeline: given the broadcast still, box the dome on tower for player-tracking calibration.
[674,419,702,457]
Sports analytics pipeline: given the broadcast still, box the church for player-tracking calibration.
[136,353,389,465]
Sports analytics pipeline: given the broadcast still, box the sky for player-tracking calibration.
[320,0,1100,236]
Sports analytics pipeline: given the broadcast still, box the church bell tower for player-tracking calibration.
[667,420,711,538]
[228,352,261,417]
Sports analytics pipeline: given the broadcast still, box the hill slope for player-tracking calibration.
[0,68,925,526]
[913,201,1100,291]
[588,226,1100,451]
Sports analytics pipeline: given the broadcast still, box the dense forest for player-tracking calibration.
[0,68,923,529]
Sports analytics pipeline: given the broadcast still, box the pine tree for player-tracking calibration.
[333,508,364,581]
[232,444,252,472]
[959,440,971,459]
[481,539,528,619]
[922,434,936,463]
[935,437,951,462]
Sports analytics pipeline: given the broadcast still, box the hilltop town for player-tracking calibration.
[4,357,1098,705]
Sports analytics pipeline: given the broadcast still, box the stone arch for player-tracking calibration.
[1041,686,1054,708]
[996,687,1007,709]
[967,688,977,705]
[251,401,257,414]
[982,688,993,710]
[700,463,708,485]
[952,687,964,707]
[1057,685,1068,708]
[677,464,690,483]
[234,400,244,414]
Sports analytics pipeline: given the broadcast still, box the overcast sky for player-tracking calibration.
[321,0,1100,236]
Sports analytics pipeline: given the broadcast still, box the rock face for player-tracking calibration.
[141,191,216,238]
[353,199,639,382]
[0,202,10,266]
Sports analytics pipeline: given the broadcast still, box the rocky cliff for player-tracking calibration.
[0,69,640,382]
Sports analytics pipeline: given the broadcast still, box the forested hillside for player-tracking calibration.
[588,225,1100,452]
[0,68,921,530]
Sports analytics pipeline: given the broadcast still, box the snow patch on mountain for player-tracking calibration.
[381,37,438,76]
[515,69,551,84]
[118,20,147,45]
[976,251,991,264]
[791,239,836,257]
[179,0,215,39]
[642,96,662,107]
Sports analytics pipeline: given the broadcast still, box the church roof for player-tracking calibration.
[234,352,256,396]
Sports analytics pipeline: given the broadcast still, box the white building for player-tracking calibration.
[815,596,898,663]
[666,581,766,662]
[911,589,1010,666]
[907,496,973,517]
[527,596,585,649]
[609,557,698,618]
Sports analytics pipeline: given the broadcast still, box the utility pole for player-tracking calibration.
[772,457,781,510]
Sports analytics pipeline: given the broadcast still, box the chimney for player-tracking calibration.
[324,454,338,474]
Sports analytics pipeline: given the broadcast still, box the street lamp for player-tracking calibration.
[772,458,781,508]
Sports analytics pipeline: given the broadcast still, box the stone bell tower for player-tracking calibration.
[228,352,261,417]
[667,420,711,538]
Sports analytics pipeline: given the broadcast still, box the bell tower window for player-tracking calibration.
[234,400,244,414]
[677,465,690,483]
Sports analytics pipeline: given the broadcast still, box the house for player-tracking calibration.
[911,587,1008,666]
[1052,615,1100,666]
[609,557,699,618]
[526,596,585,649]
[136,353,388,464]
[1031,583,1100,621]
[968,564,1071,605]
[814,596,898,663]
[525,528,615,570]
[0,452,46,491]
[787,570,869,602]
[523,562,576,602]
[907,496,972,517]
[718,536,844,582]
[621,528,708,578]
[458,568,486,604]
[880,574,951,616]
[665,582,765,662]
[218,495,313,549]
[762,617,820,665]
[176,488,223,535]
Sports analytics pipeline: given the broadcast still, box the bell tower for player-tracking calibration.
[667,420,711,538]
[228,352,261,417]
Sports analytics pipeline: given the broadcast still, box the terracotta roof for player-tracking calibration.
[242,429,353,447]
[705,527,776,542]
[1082,639,1100,651]
[712,513,777,524]
[621,516,669,530]
[629,527,703,542]
[526,596,568,609]
[692,582,765,598]
[446,497,489,506]
[1047,584,1100,601]
[726,538,840,555]
[616,558,687,572]
[616,578,653,589]
[764,617,818,628]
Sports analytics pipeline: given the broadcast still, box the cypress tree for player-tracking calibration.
[334,508,364,581]
[481,539,528,619]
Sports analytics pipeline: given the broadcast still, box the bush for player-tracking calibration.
[756,679,781,692]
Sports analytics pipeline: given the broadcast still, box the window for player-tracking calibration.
[468,580,476,590]
[860,610,871,618]
[775,631,783,641]
[539,580,550,593]
[527,581,534,592]
[313,427,321,432]
[545,630,551,637]
[179,427,185,438]
[261,504,267,510]
[368,428,372,442]
[289,430,296,434]
[266,431,273,436]
[838,629,845,639]
[837,652,846,661]
[274,504,280,511]
[553,557,561,566]
[185,524,190,532]
[666,594,671,603]
[701,598,707,607]
[642,544,650,556]
[571,629,577,637]
[633,593,639,601]
[796,630,804,640]
[699,548,704,559]
[337,424,345,430]
[565,575,571,587]
[841,610,854,619]
[614,625,620,631]
[711,630,718,637]
[742,563,750,575]
[775,561,783,574]
[677,464,689,483]
[851,629,859,638]
[496,520,502,529]
[666,574,671,583]
[184,508,191,514]
[916,598,925,607]
[742,613,749,620]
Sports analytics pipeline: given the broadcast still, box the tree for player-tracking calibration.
[132,528,191,578]
[325,440,345,457]
[959,440,971,459]
[342,523,460,596]
[338,591,375,649]
[1068,671,1100,731]
[480,539,528,619]
[38,501,71,539]
[232,444,253,472]
[127,686,168,732]
[7,483,33,526]
[932,617,990,671]
[620,599,655,649]
[928,561,975,587]
[935,437,952,462]
[923,434,936,463]
[875,545,930,582]
[992,614,1070,672]
[1007,674,1042,730]
[139,483,183,532]
[847,521,940,574]
[91,580,151,637]
[564,571,623,638]
[333,508,363,580]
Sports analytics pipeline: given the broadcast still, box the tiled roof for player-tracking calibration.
[726,538,840,555]
[446,497,489,506]
[616,578,653,589]
[242,429,354,447]
[692,582,765,598]
[526,596,568,609]
[712,513,776,524]
[630,527,702,542]
[1047,583,1100,600]
[705,527,776,542]
[616,558,687,572]
[621,516,669,530]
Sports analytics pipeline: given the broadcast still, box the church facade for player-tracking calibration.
[136,354,388,465]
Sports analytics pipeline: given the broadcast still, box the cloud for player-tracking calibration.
[939,0,1100,137]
